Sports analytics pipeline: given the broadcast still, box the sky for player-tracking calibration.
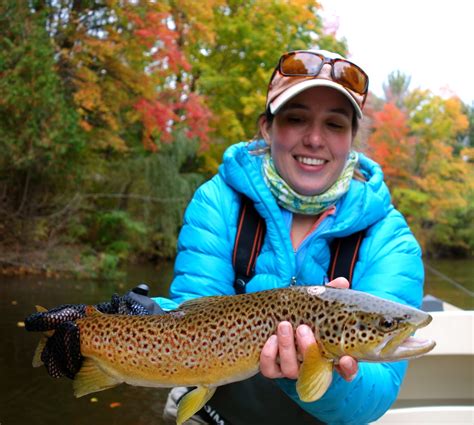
[320,0,474,105]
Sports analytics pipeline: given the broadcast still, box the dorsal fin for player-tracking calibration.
[35,305,48,313]
[178,295,226,310]
[84,305,103,316]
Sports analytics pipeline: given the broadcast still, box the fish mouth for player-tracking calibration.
[384,336,436,360]
[379,314,435,360]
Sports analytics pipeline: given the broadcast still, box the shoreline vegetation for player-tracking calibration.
[1,2,473,279]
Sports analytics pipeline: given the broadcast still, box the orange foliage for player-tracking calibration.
[367,103,414,186]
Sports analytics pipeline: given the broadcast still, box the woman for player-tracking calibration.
[160,49,424,424]
[26,49,424,424]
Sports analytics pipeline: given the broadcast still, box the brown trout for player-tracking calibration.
[32,286,435,424]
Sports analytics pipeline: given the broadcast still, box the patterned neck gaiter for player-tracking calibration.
[262,150,359,215]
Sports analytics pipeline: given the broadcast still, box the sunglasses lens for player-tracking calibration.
[333,60,368,94]
[281,52,323,75]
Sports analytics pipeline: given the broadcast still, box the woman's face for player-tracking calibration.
[261,86,355,196]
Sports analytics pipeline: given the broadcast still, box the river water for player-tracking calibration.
[1,259,472,425]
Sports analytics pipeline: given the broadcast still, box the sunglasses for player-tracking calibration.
[273,51,369,104]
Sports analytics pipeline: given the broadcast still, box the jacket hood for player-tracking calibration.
[219,142,392,236]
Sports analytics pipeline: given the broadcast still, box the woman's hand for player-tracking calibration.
[260,277,358,382]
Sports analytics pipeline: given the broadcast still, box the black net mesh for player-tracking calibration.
[41,322,82,379]
[24,287,161,380]
[24,304,86,332]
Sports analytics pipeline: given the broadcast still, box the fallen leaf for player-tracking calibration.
[109,402,121,408]
[17,321,25,327]
[11,300,18,305]
[90,397,98,403]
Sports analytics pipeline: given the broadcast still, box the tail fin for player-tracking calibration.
[32,335,48,367]
[32,305,55,368]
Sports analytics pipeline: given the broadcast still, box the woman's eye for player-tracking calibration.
[287,116,304,123]
[328,121,344,129]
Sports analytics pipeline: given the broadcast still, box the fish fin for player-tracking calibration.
[296,342,333,402]
[35,305,48,313]
[73,358,121,398]
[84,305,102,317]
[177,386,216,425]
[32,335,48,367]
[178,296,225,310]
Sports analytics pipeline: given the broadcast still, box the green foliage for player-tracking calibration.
[77,133,203,264]
[383,71,411,109]
[0,3,85,174]
[0,1,86,250]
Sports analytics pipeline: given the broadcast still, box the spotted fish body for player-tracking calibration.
[37,286,435,424]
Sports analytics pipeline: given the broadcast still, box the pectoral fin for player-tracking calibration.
[177,385,216,425]
[296,342,333,402]
[73,358,121,398]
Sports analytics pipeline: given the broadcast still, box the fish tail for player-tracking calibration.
[32,334,48,367]
[31,306,56,368]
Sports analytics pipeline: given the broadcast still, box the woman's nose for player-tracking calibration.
[303,123,324,147]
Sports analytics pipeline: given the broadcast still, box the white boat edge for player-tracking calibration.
[374,405,474,424]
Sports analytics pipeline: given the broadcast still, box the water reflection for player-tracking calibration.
[1,259,472,424]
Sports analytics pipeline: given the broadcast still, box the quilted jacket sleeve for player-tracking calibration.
[168,176,240,305]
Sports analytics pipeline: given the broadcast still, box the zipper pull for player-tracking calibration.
[290,276,297,286]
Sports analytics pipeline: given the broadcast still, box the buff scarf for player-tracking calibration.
[262,150,359,215]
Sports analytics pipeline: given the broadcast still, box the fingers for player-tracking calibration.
[276,322,299,379]
[261,322,299,379]
[295,324,317,355]
[326,277,350,289]
[325,280,357,381]
[260,334,283,378]
[335,355,358,382]
[260,322,316,380]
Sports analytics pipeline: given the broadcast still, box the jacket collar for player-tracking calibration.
[219,143,391,235]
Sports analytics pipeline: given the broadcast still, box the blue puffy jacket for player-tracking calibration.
[154,142,424,424]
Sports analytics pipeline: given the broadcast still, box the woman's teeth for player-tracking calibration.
[296,156,325,166]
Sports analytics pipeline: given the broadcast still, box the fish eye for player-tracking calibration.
[377,316,398,332]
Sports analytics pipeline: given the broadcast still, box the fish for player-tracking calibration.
[31,286,435,424]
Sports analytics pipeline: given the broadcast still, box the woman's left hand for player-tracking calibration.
[259,277,358,382]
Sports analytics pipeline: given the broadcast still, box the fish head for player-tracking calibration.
[311,287,436,362]
[336,293,435,362]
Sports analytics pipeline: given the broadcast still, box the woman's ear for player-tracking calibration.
[258,115,272,145]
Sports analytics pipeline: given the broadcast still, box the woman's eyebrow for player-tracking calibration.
[279,103,309,112]
[329,107,352,118]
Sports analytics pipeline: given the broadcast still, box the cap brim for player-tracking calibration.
[269,79,363,119]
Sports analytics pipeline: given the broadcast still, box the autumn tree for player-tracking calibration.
[0,1,85,232]
[395,90,471,254]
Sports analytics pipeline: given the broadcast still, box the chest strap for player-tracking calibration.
[232,194,365,294]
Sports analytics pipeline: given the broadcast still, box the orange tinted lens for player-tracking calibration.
[333,61,367,94]
[281,52,323,75]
